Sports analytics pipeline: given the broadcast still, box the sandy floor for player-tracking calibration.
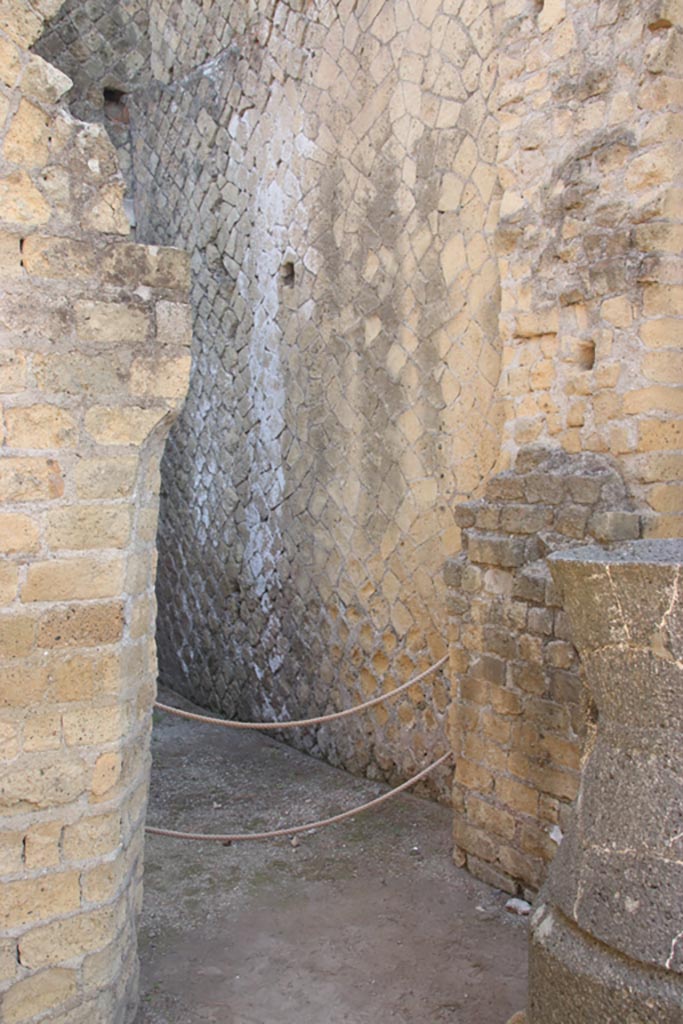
[136,690,528,1024]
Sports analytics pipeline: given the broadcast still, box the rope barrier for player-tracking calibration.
[154,653,448,731]
[145,751,452,843]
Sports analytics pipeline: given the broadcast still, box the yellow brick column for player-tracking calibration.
[0,4,191,1021]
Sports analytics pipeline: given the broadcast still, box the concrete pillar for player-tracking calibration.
[528,540,683,1023]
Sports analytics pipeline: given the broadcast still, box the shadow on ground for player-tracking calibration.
[136,690,528,1024]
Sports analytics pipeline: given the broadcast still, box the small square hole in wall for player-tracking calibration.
[281,261,295,287]
[103,88,129,124]
[578,340,595,370]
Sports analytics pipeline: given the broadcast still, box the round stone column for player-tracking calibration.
[528,540,683,1023]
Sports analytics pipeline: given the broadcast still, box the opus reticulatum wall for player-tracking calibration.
[0,3,680,1018]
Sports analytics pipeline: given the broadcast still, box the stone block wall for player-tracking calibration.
[125,0,509,795]
[25,0,683,896]
[494,0,683,534]
[445,445,642,895]
[0,4,190,1021]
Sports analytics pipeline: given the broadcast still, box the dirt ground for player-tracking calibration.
[136,690,528,1024]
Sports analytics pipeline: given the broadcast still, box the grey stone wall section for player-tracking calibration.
[528,540,683,1023]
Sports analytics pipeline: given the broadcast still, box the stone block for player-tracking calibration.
[36,603,124,648]
[1,968,78,1024]
[84,406,169,446]
[45,506,131,550]
[588,510,641,542]
[5,405,78,449]
[75,301,149,344]
[467,532,527,568]
[0,458,64,502]
[17,903,125,969]
[1,872,81,930]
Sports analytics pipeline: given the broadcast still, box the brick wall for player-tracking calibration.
[22,0,683,902]
[446,445,641,895]
[0,4,190,1021]
[495,0,683,535]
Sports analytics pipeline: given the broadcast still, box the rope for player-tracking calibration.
[154,653,448,731]
[145,751,452,843]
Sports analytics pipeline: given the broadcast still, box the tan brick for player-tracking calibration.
[82,182,131,236]
[648,483,683,513]
[0,661,48,707]
[0,0,43,46]
[82,858,126,904]
[639,419,683,452]
[624,386,683,416]
[0,755,86,813]
[0,458,64,502]
[0,938,16,982]
[45,506,131,550]
[36,603,124,649]
[24,821,62,869]
[23,556,125,602]
[0,719,20,760]
[643,351,683,386]
[129,354,192,399]
[0,614,35,658]
[0,831,24,874]
[62,705,124,747]
[643,285,683,317]
[156,300,193,347]
[75,301,149,343]
[85,406,169,446]
[0,231,23,277]
[73,456,138,499]
[0,170,50,225]
[63,811,122,861]
[23,711,62,752]
[3,99,51,167]
[455,758,494,793]
[600,295,632,328]
[496,777,539,816]
[538,0,565,31]
[643,513,683,538]
[0,563,18,606]
[5,405,78,449]
[1,872,80,930]
[0,513,40,555]
[635,222,683,254]
[467,796,516,840]
[1,968,78,1024]
[50,652,119,701]
[17,903,124,969]
[0,351,28,393]
[21,235,95,280]
[0,36,21,87]
[638,451,683,482]
[91,751,122,798]
[625,144,678,192]
[642,319,681,349]
[21,54,72,104]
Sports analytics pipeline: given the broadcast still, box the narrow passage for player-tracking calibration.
[137,690,528,1024]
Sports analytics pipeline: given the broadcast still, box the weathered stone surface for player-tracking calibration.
[446,448,641,894]
[528,541,683,1022]
[0,12,191,1022]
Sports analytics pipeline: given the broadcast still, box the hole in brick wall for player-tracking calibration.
[103,88,129,124]
[281,261,295,287]
[578,341,595,370]
[19,238,24,268]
